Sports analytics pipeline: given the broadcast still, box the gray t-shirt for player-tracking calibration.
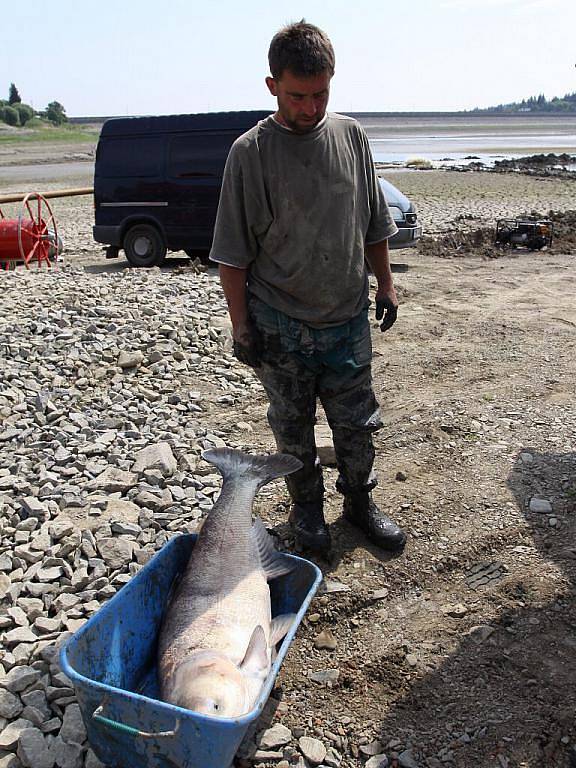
[209,113,397,328]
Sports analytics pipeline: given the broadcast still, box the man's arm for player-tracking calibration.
[219,264,249,338]
[219,264,262,366]
[365,238,398,332]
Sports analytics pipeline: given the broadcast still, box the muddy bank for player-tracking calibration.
[493,152,576,174]
[442,152,576,178]
[418,209,576,259]
[389,169,576,236]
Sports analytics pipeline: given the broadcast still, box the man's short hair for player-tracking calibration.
[268,21,335,80]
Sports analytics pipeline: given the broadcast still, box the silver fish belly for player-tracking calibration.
[157,448,302,718]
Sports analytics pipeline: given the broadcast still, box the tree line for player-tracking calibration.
[0,83,68,127]
[473,91,576,114]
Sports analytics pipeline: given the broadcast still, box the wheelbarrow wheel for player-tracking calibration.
[124,224,166,268]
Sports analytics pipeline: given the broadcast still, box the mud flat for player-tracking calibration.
[386,168,576,235]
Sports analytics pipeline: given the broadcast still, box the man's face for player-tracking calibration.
[266,69,331,133]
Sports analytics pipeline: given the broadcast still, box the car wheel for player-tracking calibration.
[123,225,167,267]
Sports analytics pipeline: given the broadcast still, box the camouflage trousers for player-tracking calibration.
[249,296,383,504]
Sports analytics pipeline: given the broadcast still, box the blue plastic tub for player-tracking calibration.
[60,533,321,768]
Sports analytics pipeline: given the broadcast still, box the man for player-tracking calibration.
[209,21,406,556]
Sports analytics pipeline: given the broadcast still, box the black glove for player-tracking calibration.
[375,297,398,333]
[232,324,263,368]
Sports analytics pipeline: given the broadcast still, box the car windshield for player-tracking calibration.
[378,177,410,211]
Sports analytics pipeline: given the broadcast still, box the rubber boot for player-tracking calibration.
[343,492,406,552]
[288,500,332,556]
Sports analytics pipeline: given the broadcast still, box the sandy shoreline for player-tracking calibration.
[1,137,575,281]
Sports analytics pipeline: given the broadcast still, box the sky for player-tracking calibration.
[2,0,575,117]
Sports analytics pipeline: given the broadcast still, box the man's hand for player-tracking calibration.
[233,322,262,368]
[375,290,398,333]
[218,265,261,366]
[365,240,398,333]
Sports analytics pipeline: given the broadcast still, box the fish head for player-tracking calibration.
[171,651,251,718]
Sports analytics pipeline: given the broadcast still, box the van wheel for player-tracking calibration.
[124,225,166,267]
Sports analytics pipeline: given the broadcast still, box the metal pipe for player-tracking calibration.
[0,187,93,204]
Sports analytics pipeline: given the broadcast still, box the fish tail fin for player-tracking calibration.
[202,448,302,487]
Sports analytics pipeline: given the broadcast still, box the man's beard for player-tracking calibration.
[281,111,324,134]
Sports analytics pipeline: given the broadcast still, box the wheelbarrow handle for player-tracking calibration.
[92,704,180,738]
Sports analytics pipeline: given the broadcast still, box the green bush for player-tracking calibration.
[13,103,34,126]
[45,101,67,125]
[26,116,44,127]
[0,105,19,126]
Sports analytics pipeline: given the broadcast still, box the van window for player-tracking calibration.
[97,137,163,177]
[168,133,234,179]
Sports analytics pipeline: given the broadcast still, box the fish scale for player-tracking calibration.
[160,479,268,664]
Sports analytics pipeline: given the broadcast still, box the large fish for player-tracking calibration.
[158,447,302,718]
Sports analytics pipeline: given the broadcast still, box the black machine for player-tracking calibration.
[495,218,553,251]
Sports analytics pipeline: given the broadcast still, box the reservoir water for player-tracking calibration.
[357,114,576,166]
[1,114,575,186]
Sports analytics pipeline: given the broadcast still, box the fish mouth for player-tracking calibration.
[168,650,254,718]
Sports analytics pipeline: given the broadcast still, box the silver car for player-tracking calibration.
[379,177,422,249]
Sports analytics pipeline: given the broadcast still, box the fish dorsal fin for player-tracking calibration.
[251,518,295,581]
[239,625,268,677]
[270,613,296,646]
[202,448,302,488]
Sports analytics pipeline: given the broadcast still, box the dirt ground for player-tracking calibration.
[273,247,576,768]
[1,159,576,767]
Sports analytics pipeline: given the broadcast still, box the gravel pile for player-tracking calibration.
[0,264,358,768]
[0,264,273,768]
